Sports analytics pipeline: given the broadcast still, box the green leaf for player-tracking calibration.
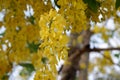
[0,32,5,36]
[27,42,40,53]
[41,57,48,64]
[83,0,100,12]
[1,73,8,80]
[116,0,120,9]
[19,63,35,75]
[29,16,35,25]
[114,53,120,58]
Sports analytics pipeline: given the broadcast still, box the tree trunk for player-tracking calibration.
[59,29,92,80]
[78,52,89,80]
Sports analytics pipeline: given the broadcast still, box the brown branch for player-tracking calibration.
[59,46,120,80]
[61,47,120,69]
[89,47,120,52]
[69,47,120,62]
[86,47,120,67]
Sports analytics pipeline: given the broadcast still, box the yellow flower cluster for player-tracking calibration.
[58,0,87,33]
[92,25,109,41]
[0,0,52,78]
[34,9,68,80]
[0,50,11,78]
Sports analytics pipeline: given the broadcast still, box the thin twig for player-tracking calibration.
[89,47,120,52]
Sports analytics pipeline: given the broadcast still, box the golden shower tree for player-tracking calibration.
[0,0,120,80]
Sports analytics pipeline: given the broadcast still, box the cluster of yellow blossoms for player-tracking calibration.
[58,0,88,33]
[0,0,52,79]
[34,9,68,80]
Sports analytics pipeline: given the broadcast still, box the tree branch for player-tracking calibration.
[89,47,120,52]
[68,46,120,63]
[68,46,120,68]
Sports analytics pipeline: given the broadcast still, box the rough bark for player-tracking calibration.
[78,52,89,80]
[78,30,92,80]
[59,29,92,80]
